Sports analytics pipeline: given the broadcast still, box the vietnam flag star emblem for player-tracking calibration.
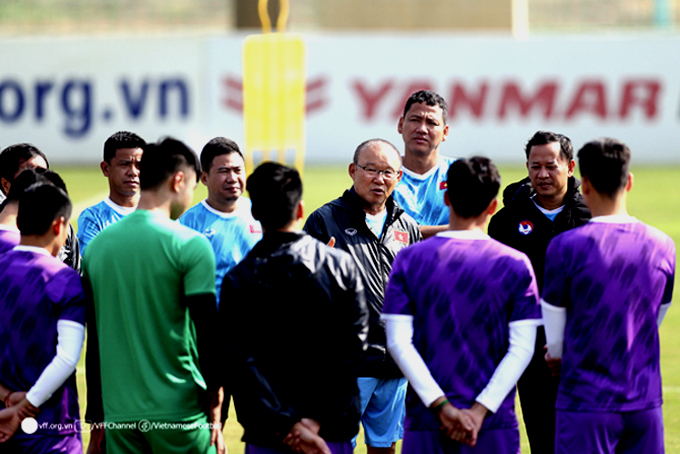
[394,230,409,244]
[439,181,447,190]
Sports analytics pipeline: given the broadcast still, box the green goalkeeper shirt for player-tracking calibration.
[83,209,216,422]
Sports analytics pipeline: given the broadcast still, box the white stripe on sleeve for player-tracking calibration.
[541,299,567,359]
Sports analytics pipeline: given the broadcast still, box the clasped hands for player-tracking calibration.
[434,398,488,447]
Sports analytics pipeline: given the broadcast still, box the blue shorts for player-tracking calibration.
[555,407,664,454]
[353,377,408,448]
[402,427,519,454]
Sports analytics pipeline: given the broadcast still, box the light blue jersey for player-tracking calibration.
[392,155,455,227]
[179,198,262,306]
[77,197,136,253]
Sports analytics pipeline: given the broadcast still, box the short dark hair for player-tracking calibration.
[200,137,244,173]
[524,131,573,162]
[353,138,401,165]
[402,90,448,124]
[103,131,146,163]
[446,157,501,218]
[139,137,200,191]
[247,162,302,231]
[0,143,49,194]
[17,183,72,236]
[578,138,632,198]
[6,168,66,202]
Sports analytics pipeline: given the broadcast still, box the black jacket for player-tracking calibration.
[220,232,369,446]
[303,188,422,378]
[488,176,591,291]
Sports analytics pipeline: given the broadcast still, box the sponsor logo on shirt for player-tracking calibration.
[344,228,358,236]
[518,220,534,235]
[249,224,262,234]
[394,230,409,244]
[203,228,216,238]
[439,181,447,190]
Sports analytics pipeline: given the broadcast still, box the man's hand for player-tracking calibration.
[544,348,562,376]
[326,237,336,248]
[0,397,38,443]
[6,392,37,419]
[283,419,330,454]
[459,402,488,447]
[209,388,226,454]
[430,397,474,445]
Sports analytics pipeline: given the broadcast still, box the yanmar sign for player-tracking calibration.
[1,34,678,164]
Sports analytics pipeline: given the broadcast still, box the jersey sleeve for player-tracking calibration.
[181,233,217,297]
[47,267,87,325]
[509,254,541,323]
[383,250,414,316]
[542,236,569,308]
[661,238,675,305]
[77,207,101,253]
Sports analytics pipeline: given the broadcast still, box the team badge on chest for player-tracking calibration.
[518,220,534,235]
[394,230,409,244]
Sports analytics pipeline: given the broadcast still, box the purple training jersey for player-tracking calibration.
[383,232,541,431]
[0,247,86,436]
[543,217,675,412]
[0,225,20,254]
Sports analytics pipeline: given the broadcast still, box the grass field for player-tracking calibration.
[51,163,680,454]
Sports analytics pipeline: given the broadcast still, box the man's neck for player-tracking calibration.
[19,235,59,257]
[136,192,172,218]
[0,203,18,227]
[588,193,628,218]
[534,192,567,211]
[402,150,439,175]
[205,195,239,214]
[109,192,140,208]
[449,216,487,233]
[363,204,387,217]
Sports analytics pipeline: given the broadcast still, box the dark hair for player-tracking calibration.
[200,137,244,173]
[103,131,146,163]
[353,138,401,165]
[6,168,66,202]
[0,143,49,194]
[524,131,573,162]
[139,137,200,191]
[446,157,501,218]
[17,183,72,236]
[578,138,631,198]
[402,90,448,124]
[247,162,302,231]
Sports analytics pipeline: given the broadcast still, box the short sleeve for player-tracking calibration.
[47,267,87,326]
[661,239,676,305]
[509,254,541,323]
[181,233,217,297]
[383,250,414,316]
[77,208,100,253]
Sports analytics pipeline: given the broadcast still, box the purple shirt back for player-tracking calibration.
[383,234,540,430]
[0,248,86,435]
[543,218,675,412]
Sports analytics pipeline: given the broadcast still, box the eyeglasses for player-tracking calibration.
[356,164,399,180]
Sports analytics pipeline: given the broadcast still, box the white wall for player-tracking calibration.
[1,33,678,164]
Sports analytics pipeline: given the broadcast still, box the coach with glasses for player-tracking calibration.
[304,138,421,454]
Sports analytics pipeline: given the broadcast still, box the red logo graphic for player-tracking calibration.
[518,220,534,235]
[394,230,409,244]
[439,181,447,190]
[250,224,262,234]
[221,74,329,115]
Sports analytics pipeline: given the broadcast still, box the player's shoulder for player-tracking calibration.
[439,155,456,167]
[78,199,107,219]
[179,200,208,223]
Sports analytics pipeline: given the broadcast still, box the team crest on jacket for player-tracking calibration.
[518,220,534,235]
[439,181,447,190]
[394,230,409,244]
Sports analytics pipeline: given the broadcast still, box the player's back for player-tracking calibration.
[543,217,676,412]
[83,209,216,423]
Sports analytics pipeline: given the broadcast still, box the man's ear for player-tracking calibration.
[348,163,356,179]
[581,175,591,195]
[100,161,110,177]
[295,200,305,221]
[625,173,634,192]
[171,171,185,192]
[1,177,11,196]
[567,159,575,177]
[487,198,499,216]
[51,216,66,236]
[200,171,209,187]
[397,116,404,134]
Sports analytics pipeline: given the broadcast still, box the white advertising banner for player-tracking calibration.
[1,33,679,164]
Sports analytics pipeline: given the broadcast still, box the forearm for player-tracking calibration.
[420,224,449,239]
[541,299,567,359]
[475,321,537,413]
[383,314,445,406]
[27,320,85,407]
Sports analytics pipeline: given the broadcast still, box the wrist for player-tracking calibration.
[430,396,450,414]
[3,391,12,407]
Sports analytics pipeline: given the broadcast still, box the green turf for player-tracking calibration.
[54,163,679,454]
